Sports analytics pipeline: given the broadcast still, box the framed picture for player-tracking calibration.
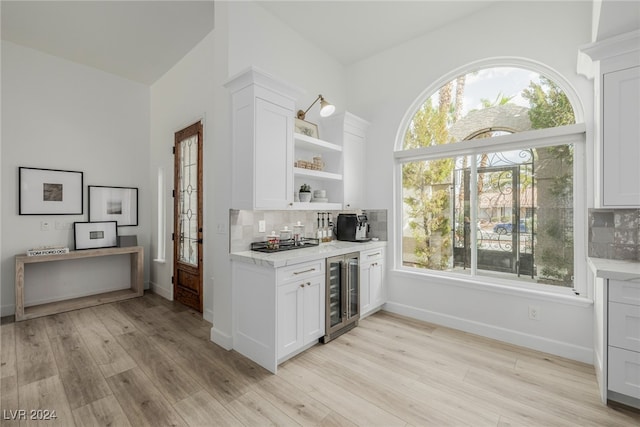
[294,118,319,139]
[19,167,83,215]
[74,221,118,250]
[88,185,138,226]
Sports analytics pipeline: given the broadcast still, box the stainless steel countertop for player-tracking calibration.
[588,257,640,282]
[230,240,388,268]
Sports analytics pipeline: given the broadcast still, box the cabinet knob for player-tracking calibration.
[306,282,311,287]
[300,284,305,288]
[289,202,293,207]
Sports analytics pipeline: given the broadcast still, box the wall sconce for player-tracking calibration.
[297,94,335,120]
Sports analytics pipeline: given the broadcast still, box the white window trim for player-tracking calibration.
[393,124,587,298]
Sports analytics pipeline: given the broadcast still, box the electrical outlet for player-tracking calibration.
[528,305,540,320]
[258,220,266,233]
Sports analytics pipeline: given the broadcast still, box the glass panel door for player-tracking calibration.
[348,255,359,318]
[178,134,199,266]
[327,258,343,328]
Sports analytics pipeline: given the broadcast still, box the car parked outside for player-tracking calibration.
[493,219,528,235]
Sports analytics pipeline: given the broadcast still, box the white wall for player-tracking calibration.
[148,25,221,323]
[1,41,151,315]
[345,1,596,362]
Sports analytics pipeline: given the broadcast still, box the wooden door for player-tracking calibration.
[173,122,203,312]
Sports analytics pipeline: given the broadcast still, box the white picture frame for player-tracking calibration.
[74,221,118,250]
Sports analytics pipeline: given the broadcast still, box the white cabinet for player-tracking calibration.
[277,263,325,359]
[607,279,640,406]
[225,67,302,210]
[582,30,640,207]
[360,247,385,318]
[232,257,324,373]
[602,66,640,206]
[322,112,370,209]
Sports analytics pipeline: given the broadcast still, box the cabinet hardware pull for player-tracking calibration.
[299,284,305,288]
[368,252,381,257]
[293,268,316,275]
[306,282,311,286]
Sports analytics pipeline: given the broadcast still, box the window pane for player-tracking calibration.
[402,157,468,271]
[402,145,574,287]
[402,67,576,149]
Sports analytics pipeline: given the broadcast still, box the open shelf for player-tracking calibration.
[294,132,342,153]
[294,167,343,181]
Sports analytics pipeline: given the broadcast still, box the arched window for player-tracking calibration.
[395,64,585,291]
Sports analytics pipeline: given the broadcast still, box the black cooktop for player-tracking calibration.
[251,237,320,253]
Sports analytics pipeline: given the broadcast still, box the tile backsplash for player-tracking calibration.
[229,209,388,253]
[589,209,640,260]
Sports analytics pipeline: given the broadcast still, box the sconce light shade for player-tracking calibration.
[297,94,335,120]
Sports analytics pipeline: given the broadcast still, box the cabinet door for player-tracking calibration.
[603,66,640,206]
[370,259,384,308]
[303,276,325,345]
[609,302,640,352]
[277,281,303,358]
[609,346,640,399]
[343,131,364,209]
[255,98,294,209]
[360,263,372,315]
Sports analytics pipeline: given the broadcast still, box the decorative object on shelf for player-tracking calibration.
[299,183,312,202]
[295,156,324,171]
[19,167,83,215]
[26,246,69,256]
[73,221,118,250]
[88,185,138,226]
[297,94,335,120]
[294,118,319,138]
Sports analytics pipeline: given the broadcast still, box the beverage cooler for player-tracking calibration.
[323,252,360,343]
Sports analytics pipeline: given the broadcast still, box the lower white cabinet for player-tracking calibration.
[360,247,385,317]
[607,279,640,406]
[277,272,325,359]
[232,258,324,374]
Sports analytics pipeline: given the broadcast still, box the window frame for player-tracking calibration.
[393,60,587,298]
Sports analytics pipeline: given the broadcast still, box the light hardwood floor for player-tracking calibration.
[1,292,639,426]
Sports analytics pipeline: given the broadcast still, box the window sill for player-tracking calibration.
[390,268,593,307]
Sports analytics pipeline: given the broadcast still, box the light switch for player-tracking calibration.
[258,220,266,233]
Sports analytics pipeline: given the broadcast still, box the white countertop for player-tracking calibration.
[230,240,388,268]
[588,257,640,282]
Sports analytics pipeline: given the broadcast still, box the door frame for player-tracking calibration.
[173,121,204,312]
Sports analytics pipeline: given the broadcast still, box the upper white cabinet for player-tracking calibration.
[225,67,303,210]
[322,112,371,209]
[582,30,640,207]
[602,66,640,206]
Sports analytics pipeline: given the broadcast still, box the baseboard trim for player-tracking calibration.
[1,303,15,318]
[149,281,172,300]
[204,308,214,324]
[211,326,233,350]
[384,301,593,364]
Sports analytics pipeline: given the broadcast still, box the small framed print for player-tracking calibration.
[294,118,319,139]
[19,167,83,215]
[88,185,138,226]
[73,221,118,250]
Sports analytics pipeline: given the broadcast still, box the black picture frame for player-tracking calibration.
[19,167,83,215]
[88,185,139,227]
[73,221,118,250]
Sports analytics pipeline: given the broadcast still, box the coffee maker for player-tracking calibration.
[336,213,370,242]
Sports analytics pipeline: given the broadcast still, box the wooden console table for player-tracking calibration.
[15,246,144,321]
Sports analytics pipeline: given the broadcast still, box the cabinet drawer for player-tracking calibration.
[610,280,640,306]
[609,302,640,352]
[361,248,384,263]
[277,260,324,284]
[608,346,640,399]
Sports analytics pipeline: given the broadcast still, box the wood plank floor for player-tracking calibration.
[1,292,639,426]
